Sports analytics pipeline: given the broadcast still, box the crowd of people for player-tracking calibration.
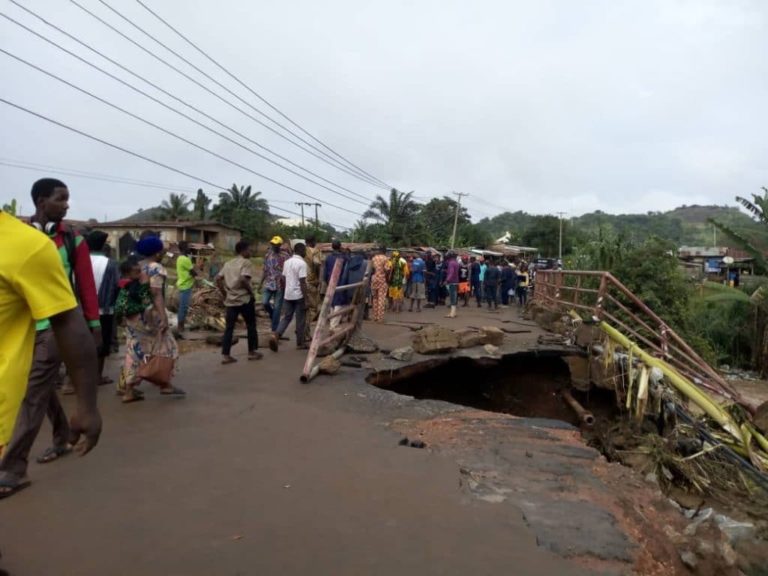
[368,249,533,321]
[0,175,543,504]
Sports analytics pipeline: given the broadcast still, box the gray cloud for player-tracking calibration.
[1,0,766,227]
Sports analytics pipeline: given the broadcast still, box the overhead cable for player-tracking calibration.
[67,0,387,189]
[0,97,351,231]
[134,0,393,190]
[0,49,363,216]
[102,0,390,189]
[4,3,375,203]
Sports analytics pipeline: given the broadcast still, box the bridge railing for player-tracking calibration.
[533,270,742,404]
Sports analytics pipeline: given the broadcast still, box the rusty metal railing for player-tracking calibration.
[533,270,743,404]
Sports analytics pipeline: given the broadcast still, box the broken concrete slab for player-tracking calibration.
[455,328,486,349]
[346,332,379,354]
[481,326,505,346]
[390,346,414,362]
[564,355,591,392]
[519,500,634,561]
[411,325,459,354]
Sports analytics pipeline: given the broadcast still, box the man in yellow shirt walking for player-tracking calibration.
[0,206,101,499]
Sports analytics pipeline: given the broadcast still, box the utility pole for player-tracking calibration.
[450,192,469,249]
[556,211,567,260]
[296,202,317,228]
[313,202,321,231]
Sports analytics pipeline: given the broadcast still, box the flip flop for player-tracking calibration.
[36,445,73,464]
[122,392,145,404]
[0,479,31,500]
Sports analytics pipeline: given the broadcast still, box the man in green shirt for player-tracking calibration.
[176,241,196,334]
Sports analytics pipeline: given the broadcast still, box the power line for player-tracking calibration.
[0,159,198,193]
[0,48,364,217]
[133,0,392,190]
[3,3,375,203]
[97,0,386,189]
[0,98,351,231]
[0,159,347,229]
[66,0,387,190]
[0,47,369,207]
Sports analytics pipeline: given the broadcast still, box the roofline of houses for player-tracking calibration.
[98,219,242,232]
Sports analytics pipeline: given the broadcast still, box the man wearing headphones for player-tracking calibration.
[0,178,101,498]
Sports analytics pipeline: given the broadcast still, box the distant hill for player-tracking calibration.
[119,206,164,222]
[477,204,768,250]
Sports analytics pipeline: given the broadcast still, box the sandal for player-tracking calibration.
[0,478,31,500]
[122,391,145,404]
[221,356,238,364]
[248,352,263,361]
[160,386,186,397]
[36,445,73,464]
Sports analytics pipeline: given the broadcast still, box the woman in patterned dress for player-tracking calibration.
[370,246,389,322]
[118,234,184,403]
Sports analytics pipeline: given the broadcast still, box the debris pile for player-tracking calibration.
[590,321,768,518]
[187,286,227,331]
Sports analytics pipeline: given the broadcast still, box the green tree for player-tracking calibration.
[212,184,270,241]
[2,198,18,216]
[521,215,572,257]
[158,193,191,221]
[362,188,422,245]
[193,189,211,220]
[611,237,692,330]
[414,196,471,246]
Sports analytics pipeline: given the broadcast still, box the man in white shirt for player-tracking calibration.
[269,243,308,352]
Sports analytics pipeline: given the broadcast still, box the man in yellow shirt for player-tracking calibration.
[0,210,101,499]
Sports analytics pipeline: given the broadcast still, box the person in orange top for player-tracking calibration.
[0,209,101,499]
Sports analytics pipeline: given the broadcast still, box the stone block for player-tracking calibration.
[411,325,458,355]
[455,329,486,349]
[390,346,414,362]
[481,326,504,346]
[318,356,341,375]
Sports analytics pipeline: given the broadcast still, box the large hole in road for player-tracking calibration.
[366,352,617,426]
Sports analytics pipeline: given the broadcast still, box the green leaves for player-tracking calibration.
[158,193,191,221]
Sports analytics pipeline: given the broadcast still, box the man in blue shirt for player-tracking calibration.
[408,254,426,312]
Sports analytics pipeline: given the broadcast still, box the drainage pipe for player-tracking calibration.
[562,389,595,427]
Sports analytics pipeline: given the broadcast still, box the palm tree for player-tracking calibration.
[710,187,768,269]
[193,188,211,220]
[362,188,420,245]
[158,193,191,221]
[212,184,270,240]
[213,184,269,216]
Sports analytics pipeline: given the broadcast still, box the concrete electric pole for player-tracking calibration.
[450,192,469,249]
[556,211,567,260]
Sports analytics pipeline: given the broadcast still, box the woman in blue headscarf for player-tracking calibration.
[118,232,184,402]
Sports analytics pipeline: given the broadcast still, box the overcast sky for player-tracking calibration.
[1,0,766,229]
